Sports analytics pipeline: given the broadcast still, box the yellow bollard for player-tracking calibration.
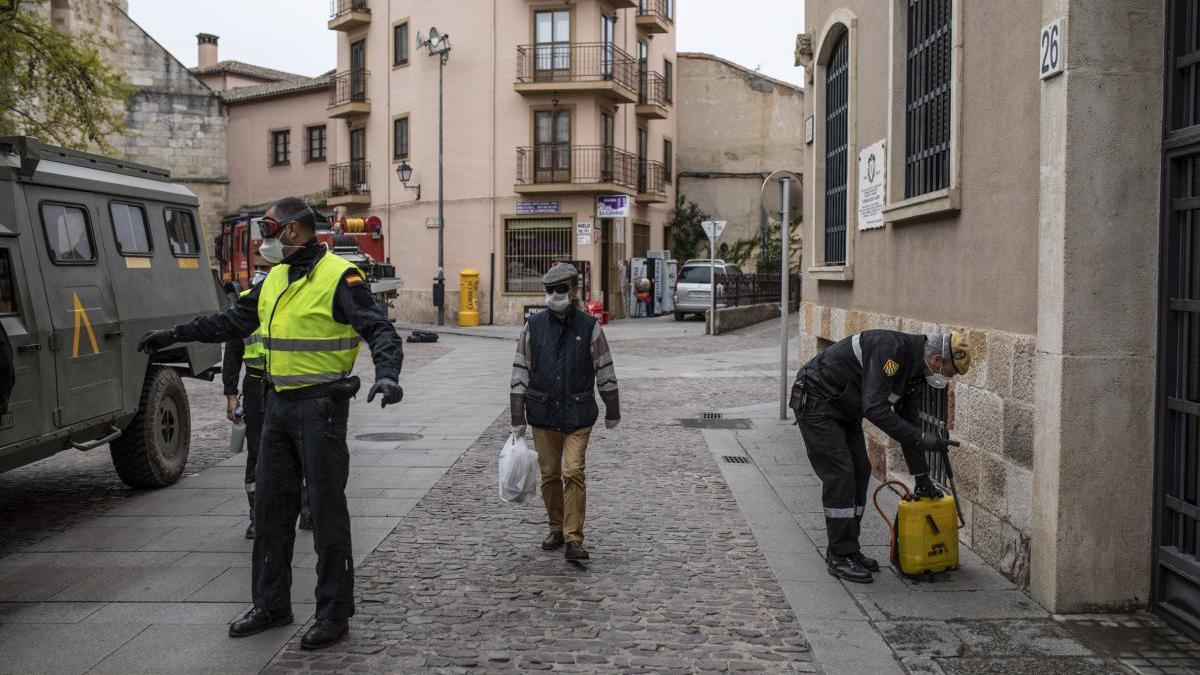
[459,268,480,327]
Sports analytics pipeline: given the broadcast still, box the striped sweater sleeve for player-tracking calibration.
[510,323,531,427]
[591,322,621,420]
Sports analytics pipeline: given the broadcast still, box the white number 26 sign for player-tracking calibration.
[1040,19,1065,80]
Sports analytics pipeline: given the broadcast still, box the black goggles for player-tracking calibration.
[544,282,572,295]
[250,206,313,241]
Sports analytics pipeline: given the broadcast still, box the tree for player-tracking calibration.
[0,1,132,153]
[668,192,710,262]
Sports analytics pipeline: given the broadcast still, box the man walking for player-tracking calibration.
[510,264,620,561]
[792,330,971,583]
[138,197,404,650]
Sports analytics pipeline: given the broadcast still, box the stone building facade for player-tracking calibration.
[676,53,804,268]
[798,0,1167,623]
[45,0,229,242]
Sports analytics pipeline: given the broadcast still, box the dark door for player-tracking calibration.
[637,39,649,102]
[1157,0,1200,638]
[25,192,122,428]
[349,127,367,187]
[534,10,570,82]
[601,14,616,79]
[350,40,366,100]
[535,110,570,183]
[601,112,615,181]
[637,126,648,192]
[0,231,53,454]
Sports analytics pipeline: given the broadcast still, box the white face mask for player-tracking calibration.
[925,370,950,390]
[251,269,269,286]
[545,292,571,312]
[258,238,284,263]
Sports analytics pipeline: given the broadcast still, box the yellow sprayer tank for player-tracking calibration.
[894,494,960,576]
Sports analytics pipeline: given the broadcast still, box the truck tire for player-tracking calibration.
[109,367,191,488]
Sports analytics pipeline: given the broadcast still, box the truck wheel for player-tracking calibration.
[109,367,191,488]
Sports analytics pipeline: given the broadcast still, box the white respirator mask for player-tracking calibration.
[924,334,951,389]
[545,292,571,313]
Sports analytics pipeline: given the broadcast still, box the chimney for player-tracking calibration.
[197,33,219,69]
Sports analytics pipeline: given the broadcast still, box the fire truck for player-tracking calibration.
[215,210,402,301]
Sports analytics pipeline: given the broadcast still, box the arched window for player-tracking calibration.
[823,33,849,266]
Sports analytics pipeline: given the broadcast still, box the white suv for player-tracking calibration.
[673,259,744,321]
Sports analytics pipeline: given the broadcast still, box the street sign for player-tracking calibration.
[597,195,632,218]
[517,200,560,215]
[425,217,442,229]
[1040,19,1065,80]
[701,220,727,240]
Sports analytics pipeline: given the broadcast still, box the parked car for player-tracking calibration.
[672,259,746,321]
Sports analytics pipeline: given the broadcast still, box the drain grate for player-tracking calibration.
[680,417,753,430]
[722,455,751,464]
[355,432,424,442]
[702,412,724,420]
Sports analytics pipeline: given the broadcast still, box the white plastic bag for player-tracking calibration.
[498,433,538,503]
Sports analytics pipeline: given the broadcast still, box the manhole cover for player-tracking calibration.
[722,455,752,464]
[679,418,753,430]
[355,432,424,442]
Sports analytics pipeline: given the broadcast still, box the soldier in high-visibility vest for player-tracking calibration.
[139,197,403,651]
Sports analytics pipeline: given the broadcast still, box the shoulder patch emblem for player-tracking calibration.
[883,359,901,377]
[343,270,365,286]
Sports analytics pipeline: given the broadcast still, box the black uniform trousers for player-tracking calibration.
[252,390,354,622]
[796,396,872,557]
[241,371,264,491]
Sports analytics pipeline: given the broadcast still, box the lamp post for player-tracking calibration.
[761,170,800,420]
[395,161,421,200]
[416,27,451,326]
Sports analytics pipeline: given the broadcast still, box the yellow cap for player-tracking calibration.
[949,331,972,375]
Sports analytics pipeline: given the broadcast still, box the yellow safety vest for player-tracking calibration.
[239,288,266,371]
[257,252,361,391]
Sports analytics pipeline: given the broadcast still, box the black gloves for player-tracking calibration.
[367,377,403,408]
[137,328,178,354]
[913,474,944,500]
[917,431,949,455]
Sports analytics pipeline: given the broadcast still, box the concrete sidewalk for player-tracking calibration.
[704,402,1153,675]
[0,335,513,675]
[398,313,711,342]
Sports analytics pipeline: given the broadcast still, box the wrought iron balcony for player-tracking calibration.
[636,71,670,119]
[328,0,370,31]
[516,145,638,196]
[329,161,371,206]
[515,43,638,103]
[637,158,668,203]
[637,0,673,34]
[328,69,370,118]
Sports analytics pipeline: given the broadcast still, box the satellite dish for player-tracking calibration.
[428,27,441,47]
[416,30,425,46]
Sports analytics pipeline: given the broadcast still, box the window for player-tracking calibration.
[677,266,713,284]
[164,208,199,257]
[0,249,18,316]
[393,116,409,159]
[306,125,326,162]
[505,218,572,292]
[633,224,650,258]
[601,14,617,78]
[535,110,571,183]
[40,203,95,264]
[271,129,290,165]
[664,58,674,103]
[393,21,409,66]
[918,384,951,484]
[637,126,648,192]
[109,201,151,255]
[601,112,614,181]
[637,40,649,100]
[534,10,570,78]
[663,138,673,184]
[824,33,849,265]
[904,0,952,198]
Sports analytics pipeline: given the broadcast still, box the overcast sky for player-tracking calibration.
[127,0,805,86]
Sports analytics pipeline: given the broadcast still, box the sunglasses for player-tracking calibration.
[545,282,572,295]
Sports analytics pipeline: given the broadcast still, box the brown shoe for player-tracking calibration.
[565,541,590,561]
[542,532,565,551]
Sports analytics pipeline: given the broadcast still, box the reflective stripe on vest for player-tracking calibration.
[257,252,361,391]
[240,289,267,369]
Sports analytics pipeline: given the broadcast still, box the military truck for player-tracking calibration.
[0,136,222,488]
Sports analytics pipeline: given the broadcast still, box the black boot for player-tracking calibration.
[851,551,880,572]
[542,532,565,551]
[827,553,873,583]
[301,618,349,650]
[228,607,293,638]
[565,541,590,561]
[244,492,255,540]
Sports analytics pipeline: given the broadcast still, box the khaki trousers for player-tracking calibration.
[532,426,592,544]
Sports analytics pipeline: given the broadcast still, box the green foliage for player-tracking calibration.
[718,215,804,273]
[0,2,133,153]
[668,192,710,262]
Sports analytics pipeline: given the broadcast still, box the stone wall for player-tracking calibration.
[711,303,781,335]
[799,301,1036,587]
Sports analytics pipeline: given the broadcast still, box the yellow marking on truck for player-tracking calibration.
[125,257,152,269]
[177,258,199,269]
[72,292,99,358]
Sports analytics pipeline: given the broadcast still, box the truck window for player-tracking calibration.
[164,208,199,257]
[40,203,96,264]
[0,250,17,316]
[109,201,152,255]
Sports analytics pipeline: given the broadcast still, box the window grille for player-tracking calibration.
[905,0,953,198]
[918,384,950,485]
[824,33,849,265]
[505,218,572,293]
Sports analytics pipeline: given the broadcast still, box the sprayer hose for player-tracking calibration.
[872,480,913,568]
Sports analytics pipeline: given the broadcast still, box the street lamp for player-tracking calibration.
[395,161,420,200]
[416,27,451,326]
[761,170,800,421]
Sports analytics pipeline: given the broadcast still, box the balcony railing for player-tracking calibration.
[637,0,673,32]
[330,161,370,196]
[329,0,368,17]
[329,69,368,108]
[638,158,667,198]
[638,71,670,111]
[516,145,638,190]
[516,42,638,94]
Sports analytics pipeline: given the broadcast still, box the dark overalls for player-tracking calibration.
[792,330,931,556]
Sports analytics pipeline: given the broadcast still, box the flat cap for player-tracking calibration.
[542,263,578,286]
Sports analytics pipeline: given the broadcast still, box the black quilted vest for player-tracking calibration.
[525,308,599,432]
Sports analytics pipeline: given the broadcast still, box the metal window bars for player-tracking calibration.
[918,383,951,486]
[329,161,370,196]
[904,0,953,198]
[504,219,573,293]
[824,33,849,265]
